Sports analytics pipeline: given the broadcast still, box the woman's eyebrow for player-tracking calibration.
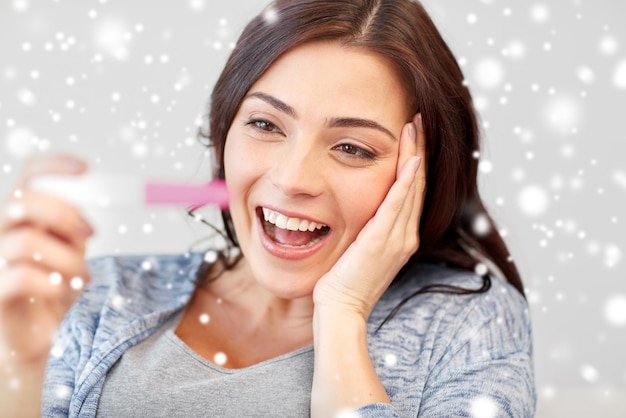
[245,92,297,118]
[327,117,397,141]
[244,91,397,141]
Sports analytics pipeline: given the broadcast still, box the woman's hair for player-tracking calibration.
[199,0,525,297]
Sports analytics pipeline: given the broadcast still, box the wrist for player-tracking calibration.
[313,303,368,329]
[311,300,390,416]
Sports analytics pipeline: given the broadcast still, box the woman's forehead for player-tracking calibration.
[243,41,410,123]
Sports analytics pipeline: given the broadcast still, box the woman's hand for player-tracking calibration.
[310,114,426,416]
[312,113,427,320]
[0,154,93,367]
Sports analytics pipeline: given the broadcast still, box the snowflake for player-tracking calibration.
[199,313,210,324]
[604,295,626,327]
[613,59,626,89]
[473,57,505,89]
[213,352,227,365]
[517,185,549,216]
[599,36,618,55]
[263,7,279,25]
[470,395,499,418]
[530,3,550,23]
[579,364,599,383]
[384,353,398,367]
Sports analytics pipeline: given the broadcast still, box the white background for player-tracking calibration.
[1,0,625,416]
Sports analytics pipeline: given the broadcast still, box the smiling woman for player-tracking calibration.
[223,41,409,298]
[0,0,535,417]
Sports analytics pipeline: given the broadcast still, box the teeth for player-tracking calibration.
[262,207,327,232]
[286,218,300,230]
[275,213,288,229]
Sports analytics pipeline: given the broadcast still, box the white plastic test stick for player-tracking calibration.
[28,173,229,209]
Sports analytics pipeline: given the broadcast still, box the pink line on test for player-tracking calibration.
[144,179,229,209]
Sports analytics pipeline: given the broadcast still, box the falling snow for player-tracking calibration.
[204,249,218,264]
[599,36,618,55]
[0,1,624,416]
[70,277,85,290]
[472,213,491,236]
[576,66,595,84]
[603,244,623,268]
[518,185,549,216]
[49,272,63,286]
[199,313,210,324]
[263,7,279,25]
[213,352,227,366]
[384,353,398,367]
[5,127,37,158]
[544,96,582,135]
[142,223,154,234]
[612,59,626,89]
[530,4,550,23]
[94,19,131,61]
[335,410,360,418]
[474,263,489,276]
[604,295,626,327]
[473,57,505,89]
[470,396,499,418]
[580,364,600,383]
[50,344,65,359]
[54,385,72,401]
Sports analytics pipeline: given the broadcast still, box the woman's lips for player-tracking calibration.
[256,207,331,260]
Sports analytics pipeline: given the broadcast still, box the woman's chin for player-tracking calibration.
[242,257,320,300]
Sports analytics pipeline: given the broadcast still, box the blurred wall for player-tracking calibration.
[1,1,625,416]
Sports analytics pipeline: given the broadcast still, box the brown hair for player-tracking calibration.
[200,0,525,296]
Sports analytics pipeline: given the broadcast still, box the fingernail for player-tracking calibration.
[78,219,95,237]
[407,122,416,141]
[414,157,422,172]
[414,114,424,133]
[65,158,86,173]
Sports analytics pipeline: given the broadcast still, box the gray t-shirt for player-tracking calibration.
[97,311,314,417]
[42,253,535,417]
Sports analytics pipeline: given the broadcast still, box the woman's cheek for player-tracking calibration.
[337,167,396,239]
[224,135,264,189]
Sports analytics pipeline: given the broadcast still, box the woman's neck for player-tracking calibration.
[200,257,315,327]
[176,257,315,368]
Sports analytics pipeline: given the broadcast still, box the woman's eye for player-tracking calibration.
[247,119,280,133]
[335,143,375,160]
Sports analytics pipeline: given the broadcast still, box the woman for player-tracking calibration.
[0,0,535,416]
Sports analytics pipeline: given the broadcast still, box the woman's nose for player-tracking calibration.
[269,137,325,198]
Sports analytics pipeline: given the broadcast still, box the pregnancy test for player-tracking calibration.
[28,173,229,210]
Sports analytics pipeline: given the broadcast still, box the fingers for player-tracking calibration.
[0,154,93,282]
[17,154,87,188]
[0,191,94,248]
[0,154,91,364]
[402,114,427,236]
[0,228,89,280]
[312,115,428,316]
[0,220,90,309]
[388,113,425,217]
[396,116,418,179]
[0,264,76,307]
[370,113,426,254]
[2,153,93,247]
[0,153,92,301]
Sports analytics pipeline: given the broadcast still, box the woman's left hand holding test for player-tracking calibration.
[311,114,427,416]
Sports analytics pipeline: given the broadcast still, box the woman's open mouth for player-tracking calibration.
[259,207,330,248]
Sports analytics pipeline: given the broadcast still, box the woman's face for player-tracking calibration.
[224,41,410,299]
